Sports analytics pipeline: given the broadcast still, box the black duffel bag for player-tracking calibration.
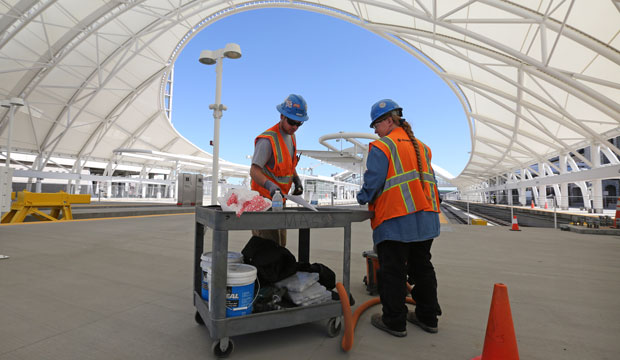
[242,236,297,285]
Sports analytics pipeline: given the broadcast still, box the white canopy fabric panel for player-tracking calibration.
[1,1,618,186]
[301,132,455,187]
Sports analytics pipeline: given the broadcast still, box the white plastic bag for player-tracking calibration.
[275,271,320,293]
[218,188,271,217]
[299,291,332,306]
[286,282,327,305]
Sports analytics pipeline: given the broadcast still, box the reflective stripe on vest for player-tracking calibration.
[262,167,293,185]
[378,136,418,213]
[383,171,436,191]
[261,130,283,164]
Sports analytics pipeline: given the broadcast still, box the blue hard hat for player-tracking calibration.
[370,99,401,127]
[276,94,309,122]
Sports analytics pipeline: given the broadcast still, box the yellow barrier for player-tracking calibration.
[1,191,91,224]
[471,218,488,226]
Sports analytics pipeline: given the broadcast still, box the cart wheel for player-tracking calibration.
[211,338,234,358]
[194,311,205,326]
[327,317,342,338]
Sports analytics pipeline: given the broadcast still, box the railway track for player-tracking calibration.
[440,203,468,224]
[441,202,511,226]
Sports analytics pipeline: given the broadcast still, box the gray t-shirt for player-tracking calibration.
[252,127,294,169]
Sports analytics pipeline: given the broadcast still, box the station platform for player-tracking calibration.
[14,196,616,227]
[1,213,618,359]
[71,202,193,219]
[443,200,618,231]
[25,198,361,220]
[69,199,620,229]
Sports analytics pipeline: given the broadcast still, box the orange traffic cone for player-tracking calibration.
[530,200,534,209]
[544,201,548,209]
[510,216,521,231]
[471,283,519,360]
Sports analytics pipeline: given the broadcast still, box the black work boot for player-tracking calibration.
[407,312,438,333]
[371,313,407,337]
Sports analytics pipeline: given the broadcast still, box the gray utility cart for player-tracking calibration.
[193,205,372,358]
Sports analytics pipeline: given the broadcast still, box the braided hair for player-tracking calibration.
[390,111,428,194]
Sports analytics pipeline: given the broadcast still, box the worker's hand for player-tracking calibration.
[292,176,303,196]
[264,180,279,197]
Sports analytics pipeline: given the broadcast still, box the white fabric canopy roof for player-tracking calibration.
[1,1,618,187]
[299,132,455,187]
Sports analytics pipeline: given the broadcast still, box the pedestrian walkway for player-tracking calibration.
[1,214,618,359]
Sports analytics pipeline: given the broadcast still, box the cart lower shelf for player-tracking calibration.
[194,291,343,338]
[194,291,343,357]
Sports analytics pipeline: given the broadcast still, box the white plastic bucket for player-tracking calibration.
[200,251,243,301]
[207,263,258,317]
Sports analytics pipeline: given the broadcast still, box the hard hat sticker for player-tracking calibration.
[379,102,386,108]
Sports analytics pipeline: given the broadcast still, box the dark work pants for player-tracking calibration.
[376,239,439,331]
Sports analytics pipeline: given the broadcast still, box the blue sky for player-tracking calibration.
[171,8,470,179]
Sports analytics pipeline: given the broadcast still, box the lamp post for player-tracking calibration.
[198,43,241,205]
[1,97,25,167]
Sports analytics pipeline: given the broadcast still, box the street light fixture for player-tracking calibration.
[1,97,25,167]
[198,43,242,205]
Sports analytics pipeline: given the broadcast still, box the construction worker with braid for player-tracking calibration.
[250,94,307,247]
[357,99,442,337]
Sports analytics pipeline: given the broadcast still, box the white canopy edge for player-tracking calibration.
[0,1,618,191]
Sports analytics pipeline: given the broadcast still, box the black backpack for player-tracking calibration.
[241,236,297,285]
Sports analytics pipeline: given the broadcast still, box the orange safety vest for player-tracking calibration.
[251,123,298,199]
[368,126,440,229]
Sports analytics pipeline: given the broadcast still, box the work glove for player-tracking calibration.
[264,180,279,197]
[292,176,303,196]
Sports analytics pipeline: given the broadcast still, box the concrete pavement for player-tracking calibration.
[1,213,619,359]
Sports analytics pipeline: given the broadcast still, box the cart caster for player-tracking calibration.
[194,311,205,326]
[212,338,234,358]
[326,317,342,338]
